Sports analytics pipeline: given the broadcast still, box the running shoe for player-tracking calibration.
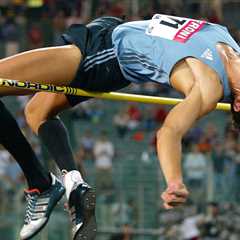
[68,183,97,240]
[20,173,65,240]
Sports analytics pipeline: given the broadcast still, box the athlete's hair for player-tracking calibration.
[231,95,240,130]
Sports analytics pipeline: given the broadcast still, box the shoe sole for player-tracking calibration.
[73,188,97,240]
[21,187,65,240]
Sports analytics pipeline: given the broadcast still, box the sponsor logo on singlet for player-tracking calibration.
[146,14,206,43]
[201,48,214,61]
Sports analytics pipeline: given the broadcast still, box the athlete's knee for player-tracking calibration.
[24,101,44,133]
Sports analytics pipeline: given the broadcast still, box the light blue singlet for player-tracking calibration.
[112,14,240,100]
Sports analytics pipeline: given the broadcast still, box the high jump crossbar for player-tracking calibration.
[0,78,231,111]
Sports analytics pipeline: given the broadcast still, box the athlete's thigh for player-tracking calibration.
[0,45,82,96]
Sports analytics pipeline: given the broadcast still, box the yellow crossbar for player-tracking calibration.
[0,78,231,111]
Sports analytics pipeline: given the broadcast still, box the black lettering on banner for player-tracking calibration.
[53,86,58,92]
[64,87,67,94]
[65,87,68,94]
[1,79,67,93]
[16,81,27,88]
[27,82,38,89]
[160,17,187,29]
[10,80,16,87]
[55,86,65,93]
[67,87,71,94]
[39,84,50,90]
[4,80,14,87]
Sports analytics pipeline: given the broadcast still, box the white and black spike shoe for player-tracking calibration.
[64,171,97,240]
[20,173,65,240]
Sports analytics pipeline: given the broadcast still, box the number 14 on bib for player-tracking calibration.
[146,14,206,43]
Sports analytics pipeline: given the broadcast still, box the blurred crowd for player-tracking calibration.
[0,0,240,239]
[71,97,240,205]
[160,201,240,240]
[0,0,238,57]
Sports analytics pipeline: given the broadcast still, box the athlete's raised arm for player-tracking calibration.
[157,58,223,209]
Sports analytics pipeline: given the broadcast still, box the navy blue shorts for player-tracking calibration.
[61,17,130,106]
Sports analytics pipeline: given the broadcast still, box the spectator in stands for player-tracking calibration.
[109,224,133,240]
[80,129,95,160]
[70,100,93,120]
[127,103,141,130]
[234,143,240,201]
[153,106,167,125]
[142,106,155,131]
[71,99,104,122]
[223,135,237,202]
[197,123,219,153]
[211,141,226,202]
[225,126,239,142]
[66,9,83,26]
[184,144,207,204]
[27,24,43,49]
[111,198,138,228]
[94,131,115,195]
[113,107,130,138]
[183,127,203,151]
[201,0,223,23]
[204,123,219,144]
[180,202,202,240]
[197,135,213,154]
[88,100,105,123]
[165,0,183,16]
[200,202,222,239]
[2,11,20,56]
[52,10,66,45]
[109,1,125,18]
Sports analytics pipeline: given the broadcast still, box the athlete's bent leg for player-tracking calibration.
[24,92,82,173]
[0,45,81,239]
[0,44,82,181]
[0,101,65,240]
[25,92,97,239]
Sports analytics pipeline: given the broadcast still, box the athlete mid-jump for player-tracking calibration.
[0,14,240,239]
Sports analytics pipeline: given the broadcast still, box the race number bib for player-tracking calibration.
[146,14,206,43]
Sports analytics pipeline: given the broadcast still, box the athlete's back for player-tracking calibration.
[112,14,240,100]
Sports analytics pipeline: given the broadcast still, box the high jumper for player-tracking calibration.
[0,14,240,239]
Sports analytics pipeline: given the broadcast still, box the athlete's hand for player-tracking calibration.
[161,181,189,209]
